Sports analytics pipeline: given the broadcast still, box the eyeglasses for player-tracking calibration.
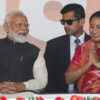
[60,19,80,25]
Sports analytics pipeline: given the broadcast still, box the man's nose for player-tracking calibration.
[64,22,69,28]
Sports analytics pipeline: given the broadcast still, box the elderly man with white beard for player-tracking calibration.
[0,10,48,94]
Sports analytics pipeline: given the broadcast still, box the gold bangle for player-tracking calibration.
[96,62,100,69]
[78,69,81,73]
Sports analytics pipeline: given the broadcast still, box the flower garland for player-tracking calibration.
[70,95,100,100]
[0,97,7,100]
[0,95,100,100]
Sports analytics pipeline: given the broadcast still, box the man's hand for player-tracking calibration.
[0,82,26,94]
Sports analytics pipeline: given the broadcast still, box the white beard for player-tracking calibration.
[8,28,28,43]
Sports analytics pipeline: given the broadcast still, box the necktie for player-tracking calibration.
[67,39,80,93]
[68,39,80,93]
[74,39,80,50]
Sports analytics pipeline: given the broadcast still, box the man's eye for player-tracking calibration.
[89,25,94,28]
[17,23,22,26]
[97,26,100,29]
[25,24,29,27]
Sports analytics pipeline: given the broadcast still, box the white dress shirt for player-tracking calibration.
[23,51,48,91]
[68,32,85,93]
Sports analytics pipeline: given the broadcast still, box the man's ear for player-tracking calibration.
[79,18,85,26]
[3,23,9,33]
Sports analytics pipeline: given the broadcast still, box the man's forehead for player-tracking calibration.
[62,11,75,19]
[10,14,28,22]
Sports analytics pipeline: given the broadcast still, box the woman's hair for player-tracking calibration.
[89,11,100,23]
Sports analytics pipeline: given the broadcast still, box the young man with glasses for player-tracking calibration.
[44,3,91,93]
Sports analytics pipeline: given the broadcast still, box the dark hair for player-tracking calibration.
[60,3,85,19]
[89,11,100,23]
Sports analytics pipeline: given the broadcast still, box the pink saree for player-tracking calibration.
[67,39,100,93]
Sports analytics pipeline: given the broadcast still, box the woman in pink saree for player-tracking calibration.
[65,11,100,93]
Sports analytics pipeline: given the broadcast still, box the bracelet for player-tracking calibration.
[78,69,81,73]
[96,62,100,69]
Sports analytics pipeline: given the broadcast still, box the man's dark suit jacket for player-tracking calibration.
[44,34,91,93]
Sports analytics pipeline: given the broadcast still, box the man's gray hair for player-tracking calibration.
[4,10,25,23]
